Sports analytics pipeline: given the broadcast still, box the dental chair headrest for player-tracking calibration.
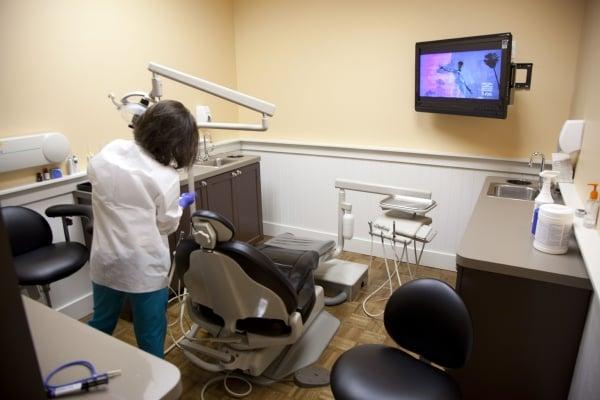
[191,210,235,249]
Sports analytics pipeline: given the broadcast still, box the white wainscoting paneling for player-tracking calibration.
[241,141,534,271]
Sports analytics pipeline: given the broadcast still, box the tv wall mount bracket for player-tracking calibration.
[510,63,533,90]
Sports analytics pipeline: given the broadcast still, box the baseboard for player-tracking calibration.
[263,221,456,272]
[55,291,93,320]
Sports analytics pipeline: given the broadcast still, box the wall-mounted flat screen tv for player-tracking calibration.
[415,33,512,119]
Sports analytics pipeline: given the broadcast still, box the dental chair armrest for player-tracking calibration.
[45,204,92,220]
[45,204,94,241]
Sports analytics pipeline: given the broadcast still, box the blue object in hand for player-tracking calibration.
[178,192,196,208]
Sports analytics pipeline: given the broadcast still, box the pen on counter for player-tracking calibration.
[46,370,121,398]
[44,360,121,398]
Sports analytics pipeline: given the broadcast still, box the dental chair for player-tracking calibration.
[174,210,340,382]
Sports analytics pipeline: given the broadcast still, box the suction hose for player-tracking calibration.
[324,292,347,306]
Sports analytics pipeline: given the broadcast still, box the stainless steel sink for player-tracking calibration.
[195,157,238,167]
[487,182,540,201]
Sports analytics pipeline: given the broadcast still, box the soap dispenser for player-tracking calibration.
[584,183,599,228]
[531,170,560,235]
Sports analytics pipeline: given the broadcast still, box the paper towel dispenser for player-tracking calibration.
[0,132,70,173]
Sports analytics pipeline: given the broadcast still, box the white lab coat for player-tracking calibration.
[87,139,182,293]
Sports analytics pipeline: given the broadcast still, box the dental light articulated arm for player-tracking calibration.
[109,62,276,217]
[147,62,276,132]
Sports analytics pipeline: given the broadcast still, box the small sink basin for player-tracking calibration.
[487,182,540,201]
[196,157,238,167]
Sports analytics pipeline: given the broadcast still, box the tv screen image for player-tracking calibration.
[419,49,503,100]
[415,33,513,119]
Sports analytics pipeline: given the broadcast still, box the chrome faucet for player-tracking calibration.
[198,134,212,162]
[528,152,545,186]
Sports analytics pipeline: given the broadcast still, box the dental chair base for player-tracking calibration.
[314,259,368,302]
[181,283,339,381]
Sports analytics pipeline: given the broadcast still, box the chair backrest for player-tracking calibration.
[1,206,52,257]
[383,278,473,369]
[176,210,299,335]
[190,209,235,249]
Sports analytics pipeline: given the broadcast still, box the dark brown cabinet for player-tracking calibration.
[231,163,263,243]
[451,266,591,400]
[169,162,263,254]
[200,162,263,243]
[199,171,236,229]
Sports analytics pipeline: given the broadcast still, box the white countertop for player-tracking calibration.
[24,296,181,399]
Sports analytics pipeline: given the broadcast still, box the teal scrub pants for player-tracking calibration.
[88,282,168,358]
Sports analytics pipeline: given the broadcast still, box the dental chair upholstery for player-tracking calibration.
[331,278,473,400]
[177,230,318,333]
[175,210,338,379]
[1,205,92,307]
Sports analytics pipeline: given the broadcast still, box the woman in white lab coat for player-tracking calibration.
[87,100,198,358]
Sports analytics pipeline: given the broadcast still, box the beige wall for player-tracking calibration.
[571,0,600,232]
[0,0,238,190]
[233,0,585,158]
[1,1,590,190]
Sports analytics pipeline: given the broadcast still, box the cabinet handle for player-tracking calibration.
[231,171,237,177]
[236,169,242,175]
[201,181,207,187]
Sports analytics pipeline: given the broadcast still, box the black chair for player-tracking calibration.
[331,278,473,400]
[1,205,92,307]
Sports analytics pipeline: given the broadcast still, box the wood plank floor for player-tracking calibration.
[110,251,456,399]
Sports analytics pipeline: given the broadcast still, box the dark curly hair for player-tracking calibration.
[133,100,198,168]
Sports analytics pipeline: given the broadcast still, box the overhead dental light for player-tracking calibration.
[108,91,152,129]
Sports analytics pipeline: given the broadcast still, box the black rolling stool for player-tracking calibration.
[1,205,92,307]
[331,278,473,400]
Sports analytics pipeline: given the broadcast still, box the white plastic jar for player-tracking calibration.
[533,204,574,255]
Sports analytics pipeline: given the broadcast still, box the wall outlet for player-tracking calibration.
[196,105,212,123]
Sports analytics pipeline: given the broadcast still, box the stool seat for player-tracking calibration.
[13,242,89,285]
[331,344,461,400]
[2,204,92,307]
[330,279,472,400]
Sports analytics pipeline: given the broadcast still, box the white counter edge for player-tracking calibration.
[0,171,87,198]
[560,182,600,295]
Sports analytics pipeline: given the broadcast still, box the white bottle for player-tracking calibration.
[342,212,354,240]
[583,183,599,228]
[531,170,560,235]
[66,156,75,175]
[72,155,79,173]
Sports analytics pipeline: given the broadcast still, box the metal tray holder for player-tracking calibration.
[379,195,437,216]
